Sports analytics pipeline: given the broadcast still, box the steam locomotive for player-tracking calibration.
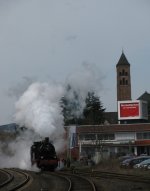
[31,137,58,171]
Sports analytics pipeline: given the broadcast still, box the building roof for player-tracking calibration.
[116,52,130,67]
[0,123,18,133]
[138,91,150,102]
[104,112,118,124]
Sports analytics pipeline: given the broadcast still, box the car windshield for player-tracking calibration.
[132,157,150,164]
[122,158,133,163]
[138,158,150,165]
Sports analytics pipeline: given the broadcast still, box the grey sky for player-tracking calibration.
[0,0,150,125]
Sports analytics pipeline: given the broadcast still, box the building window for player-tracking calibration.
[137,133,143,139]
[97,133,115,140]
[137,132,150,140]
[79,133,115,141]
[79,134,96,140]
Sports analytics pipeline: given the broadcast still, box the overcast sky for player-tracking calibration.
[0,0,150,125]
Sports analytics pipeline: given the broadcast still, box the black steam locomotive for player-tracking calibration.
[31,137,58,171]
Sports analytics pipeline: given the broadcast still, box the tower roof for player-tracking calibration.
[116,52,130,67]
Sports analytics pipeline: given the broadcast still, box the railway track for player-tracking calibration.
[73,169,150,184]
[0,168,30,191]
[0,169,14,187]
[93,171,150,184]
[57,171,96,191]
[42,171,71,191]
[1,168,149,190]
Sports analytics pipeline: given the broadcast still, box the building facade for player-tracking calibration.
[68,52,150,162]
[76,124,150,159]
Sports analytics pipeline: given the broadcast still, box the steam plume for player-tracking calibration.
[64,62,104,117]
[0,62,104,170]
[14,82,66,150]
[0,82,66,170]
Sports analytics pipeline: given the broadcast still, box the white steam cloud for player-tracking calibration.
[0,82,66,170]
[7,76,35,98]
[0,131,35,169]
[14,82,66,153]
[0,62,104,170]
[64,62,104,117]
[15,82,65,139]
[67,62,104,94]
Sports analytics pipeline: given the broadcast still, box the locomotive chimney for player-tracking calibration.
[45,137,49,143]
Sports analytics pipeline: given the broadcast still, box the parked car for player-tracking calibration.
[133,158,150,169]
[118,154,135,162]
[146,164,150,170]
[120,156,150,168]
[120,157,135,168]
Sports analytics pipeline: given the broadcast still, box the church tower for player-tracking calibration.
[116,52,131,101]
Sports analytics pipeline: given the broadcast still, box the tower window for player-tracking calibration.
[119,70,128,76]
[119,79,128,85]
[122,78,125,85]
[122,69,125,75]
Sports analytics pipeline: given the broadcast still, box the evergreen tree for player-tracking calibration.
[61,86,106,125]
[83,92,105,124]
[60,85,82,125]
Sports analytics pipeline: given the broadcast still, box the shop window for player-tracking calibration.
[137,132,150,140]
[137,133,143,139]
[97,133,115,140]
[85,134,96,140]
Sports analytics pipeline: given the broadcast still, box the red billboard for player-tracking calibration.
[118,100,148,120]
[120,102,139,118]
